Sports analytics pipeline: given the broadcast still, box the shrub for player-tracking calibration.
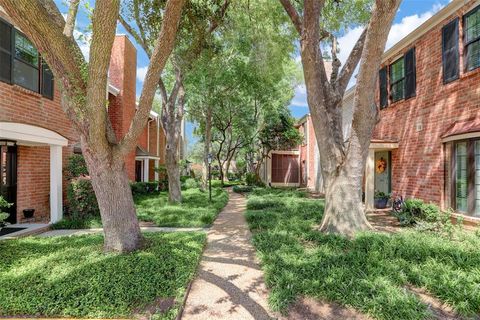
[233,185,253,193]
[130,182,158,196]
[67,177,100,219]
[245,172,257,186]
[0,195,11,228]
[183,178,199,190]
[65,154,88,179]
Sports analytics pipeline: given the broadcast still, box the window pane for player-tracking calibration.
[456,142,468,213]
[475,140,480,216]
[466,40,480,71]
[14,59,39,92]
[15,32,38,66]
[390,59,405,82]
[466,10,480,43]
[391,80,405,102]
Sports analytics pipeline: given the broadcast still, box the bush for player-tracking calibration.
[394,198,454,233]
[65,154,88,179]
[245,172,257,186]
[67,177,100,219]
[130,181,159,196]
[0,196,12,227]
[183,178,199,190]
[233,185,253,193]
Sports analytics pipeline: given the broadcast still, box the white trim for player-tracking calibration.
[369,142,399,150]
[135,156,160,160]
[441,132,480,142]
[0,122,68,146]
[270,150,300,155]
[143,158,149,182]
[49,145,63,223]
[271,182,300,187]
[305,119,310,186]
[365,149,375,211]
[383,0,480,63]
[108,84,120,96]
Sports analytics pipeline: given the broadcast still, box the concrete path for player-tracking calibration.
[37,226,208,238]
[181,189,279,320]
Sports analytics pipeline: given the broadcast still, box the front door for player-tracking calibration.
[0,145,17,224]
[374,151,391,195]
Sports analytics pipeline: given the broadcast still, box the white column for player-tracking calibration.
[365,149,375,211]
[143,159,150,182]
[154,159,159,181]
[50,145,63,223]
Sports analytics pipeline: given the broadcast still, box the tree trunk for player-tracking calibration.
[165,124,182,203]
[84,150,143,252]
[318,158,372,236]
[217,158,225,187]
[202,107,212,191]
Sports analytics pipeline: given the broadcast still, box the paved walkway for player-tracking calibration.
[181,189,279,320]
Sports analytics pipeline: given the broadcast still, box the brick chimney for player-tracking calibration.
[108,35,137,180]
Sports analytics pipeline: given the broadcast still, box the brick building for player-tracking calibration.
[0,12,176,225]
[264,0,480,222]
[364,0,480,220]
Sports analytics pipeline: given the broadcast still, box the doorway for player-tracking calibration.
[0,144,17,224]
[374,151,391,195]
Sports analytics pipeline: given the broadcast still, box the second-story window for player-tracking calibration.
[442,18,460,83]
[14,31,39,92]
[390,58,405,102]
[388,47,416,104]
[464,6,480,72]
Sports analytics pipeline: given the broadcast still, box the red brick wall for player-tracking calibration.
[108,35,138,181]
[149,120,158,156]
[373,1,480,208]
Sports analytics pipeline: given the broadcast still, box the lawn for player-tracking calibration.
[53,187,229,229]
[245,188,480,320]
[0,232,205,319]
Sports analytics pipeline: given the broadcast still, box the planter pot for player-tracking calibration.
[23,209,35,219]
[374,198,389,209]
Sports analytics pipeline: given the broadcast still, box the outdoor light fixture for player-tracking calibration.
[207,153,213,202]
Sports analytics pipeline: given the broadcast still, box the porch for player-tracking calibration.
[0,122,67,224]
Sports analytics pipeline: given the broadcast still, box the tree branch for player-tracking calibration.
[63,0,80,38]
[279,0,302,34]
[118,0,185,156]
[118,14,151,56]
[336,27,367,94]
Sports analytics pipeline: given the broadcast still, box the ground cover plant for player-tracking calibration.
[245,188,480,319]
[54,187,228,229]
[0,232,205,319]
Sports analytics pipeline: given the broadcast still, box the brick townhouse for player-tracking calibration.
[0,10,173,225]
[264,0,480,222]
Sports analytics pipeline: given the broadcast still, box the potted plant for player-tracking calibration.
[0,196,12,231]
[374,191,390,209]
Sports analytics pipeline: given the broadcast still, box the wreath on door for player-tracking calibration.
[376,157,387,174]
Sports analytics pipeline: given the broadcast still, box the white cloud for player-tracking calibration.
[137,66,148,82]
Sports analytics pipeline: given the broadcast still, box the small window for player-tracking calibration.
[464,6,480,72]
[13,31,39,92]
[390,58,405,102]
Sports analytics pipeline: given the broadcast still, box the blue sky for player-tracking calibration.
[55,0,452,149]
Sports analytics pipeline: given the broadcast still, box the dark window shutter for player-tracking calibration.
[0,18,12,83]
[379,67,388,108]
[404,47,416,99]
[41,59,54,99]
[442,18,459,83]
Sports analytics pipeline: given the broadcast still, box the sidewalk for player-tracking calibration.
[181,189,279,320]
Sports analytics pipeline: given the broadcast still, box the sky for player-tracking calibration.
[54,0,453,150]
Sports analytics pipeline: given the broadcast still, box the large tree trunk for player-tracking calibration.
[83,148,143,252]
[202,107,212,191]
[165,123,182,203]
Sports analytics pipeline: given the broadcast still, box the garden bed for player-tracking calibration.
[0,232,206,319]
[245,188,480,319]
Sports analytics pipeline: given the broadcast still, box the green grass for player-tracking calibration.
[53,187,229,229]
[0,232,206,319]
[135,187,229,227]
[245,188,480,319]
